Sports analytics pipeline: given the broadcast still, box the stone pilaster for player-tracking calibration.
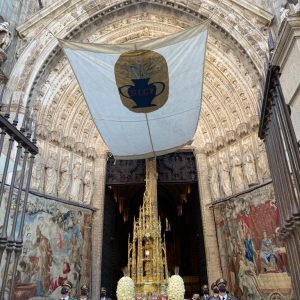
[194,148,222,285]
[91,152,107,299]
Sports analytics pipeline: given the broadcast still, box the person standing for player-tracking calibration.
[200,284,210,300]
[60,280,75,300]
[100,287,111,300]
[79,285,89,300]
[215,278,237,300]
[192,294,200,300]
[209,282,219,300]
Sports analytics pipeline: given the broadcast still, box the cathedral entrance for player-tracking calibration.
[101,153,207,299]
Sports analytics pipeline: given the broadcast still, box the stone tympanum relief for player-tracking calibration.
[214,184,292,300]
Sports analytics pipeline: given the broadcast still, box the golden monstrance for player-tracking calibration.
[128,158,168,296]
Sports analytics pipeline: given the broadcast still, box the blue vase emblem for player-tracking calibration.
[119,78,165,108]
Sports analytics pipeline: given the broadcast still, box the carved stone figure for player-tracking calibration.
[218,156,232,197]
[70,161,83,202]
[208,157,220,200]
[256,141,271,181]
[45,153,58,196]
[0,21,12,51]
[31,153,45,192]
[280,5,290,23]
[58,156,72,199]
[242,144,258,187]
[83,168,95,205]
[230,149,244,193]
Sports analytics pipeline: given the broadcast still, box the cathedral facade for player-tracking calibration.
[0,0,299,299]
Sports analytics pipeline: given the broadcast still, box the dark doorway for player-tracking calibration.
[101,153,207,299]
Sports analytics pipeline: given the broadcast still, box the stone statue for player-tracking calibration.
[208,157,220,200]
[45,152,58,196]
[242,144,258,187]
[31,153,45,192]
[230,149,244,193]
[218,156,232,197]
[70,160,83,202]
[83,168,95,205]
[280,5,290,23]
[0,21,12,51]
[256,141,271,182]
[58,156,72,199]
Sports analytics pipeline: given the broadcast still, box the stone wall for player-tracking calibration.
[0,188,93,300]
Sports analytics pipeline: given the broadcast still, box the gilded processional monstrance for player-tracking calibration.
[128,158,168,295]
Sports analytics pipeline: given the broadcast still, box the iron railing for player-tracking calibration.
[0,86,38,300]
[259,64,300,299]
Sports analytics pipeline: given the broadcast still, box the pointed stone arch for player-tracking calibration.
[3,0,274,297]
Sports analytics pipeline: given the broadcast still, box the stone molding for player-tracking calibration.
[272,14,300,67]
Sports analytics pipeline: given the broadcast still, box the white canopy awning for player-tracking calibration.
[60,22,208,159]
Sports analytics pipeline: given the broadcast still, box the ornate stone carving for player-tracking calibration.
[250,115,260,130]
[0,21,12,53]
[236,123,249,137]
[208,156,220,200]
[106,158,146,184]
[87,147,97,159]
[83,167,95,205]
[70,160,83,202]
[0,69,7,84]
[62,136,75,150]
[215,136,225,150]
[58,156,72,199]
[225,130,236,144]
[218,154,232,197]
[36,124,49,139]
[45,152,58,196]
[242,143,258,187]
[230,147,245,193]
[204,142,214,155]
[280,5,290,23]
[49,130,62,144]
[157,152,197,183]
[75,142,86,154]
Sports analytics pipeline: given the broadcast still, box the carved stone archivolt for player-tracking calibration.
[1,1,276,298]
[2,0,272,154]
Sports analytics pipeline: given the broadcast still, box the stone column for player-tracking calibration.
[91,152,107,299]
[194,148,222,285]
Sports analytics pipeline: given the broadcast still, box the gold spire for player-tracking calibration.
[128,158,168,295]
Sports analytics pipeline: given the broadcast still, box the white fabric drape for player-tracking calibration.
[60,22,209,159]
